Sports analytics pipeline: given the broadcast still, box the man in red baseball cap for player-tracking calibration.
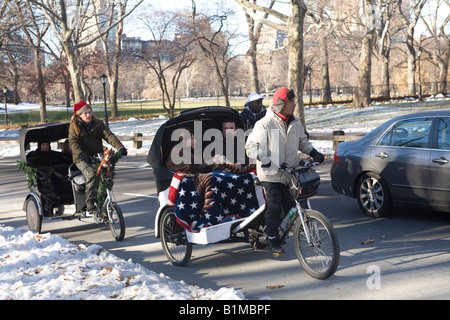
[245,88,324,256]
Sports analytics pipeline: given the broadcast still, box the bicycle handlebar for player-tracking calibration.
[279,159,320,171]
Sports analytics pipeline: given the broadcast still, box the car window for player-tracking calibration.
[377,118,433,148]
[437,117,450,150]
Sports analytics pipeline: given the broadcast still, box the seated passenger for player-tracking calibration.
[166,127,261,231]
[213,119,255,174]
[27,137,72,168]
[26,137,73,215]
[165,127,214,174]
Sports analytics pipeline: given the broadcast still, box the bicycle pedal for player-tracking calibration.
[272,251,285,258]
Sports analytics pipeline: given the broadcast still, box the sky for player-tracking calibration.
[123,0,252,54]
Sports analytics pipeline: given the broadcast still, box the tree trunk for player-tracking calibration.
[108,2,126,118]
[380,54,390,98]
[288,1,307,127]
[406,35,416,96]
[247,43,260,93]
[34,47,47,122]
[64,43,86,102]
[352,29,375,108]
[437,44,449,94]
[320,35,332,103]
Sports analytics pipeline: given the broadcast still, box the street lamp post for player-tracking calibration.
[100,74,109,128]
[2,86,8,125]
[417,49,423,101]
[307,67,312,105]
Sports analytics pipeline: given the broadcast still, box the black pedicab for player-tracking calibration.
[18,122,125,241]
[148,106,340,280]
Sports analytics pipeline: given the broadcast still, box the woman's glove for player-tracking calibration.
[79,152,91,162]
[119,147,128,156]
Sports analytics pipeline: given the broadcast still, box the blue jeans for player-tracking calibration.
[261,181,295,237]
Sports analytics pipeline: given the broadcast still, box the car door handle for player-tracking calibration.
[432,157,449,165]
[375,152,389,159]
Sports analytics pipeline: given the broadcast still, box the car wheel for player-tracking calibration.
[356,173,392,218]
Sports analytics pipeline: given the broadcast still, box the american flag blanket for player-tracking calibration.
[171,170,261,232]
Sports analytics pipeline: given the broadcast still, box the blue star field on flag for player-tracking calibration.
[174,170,259,232]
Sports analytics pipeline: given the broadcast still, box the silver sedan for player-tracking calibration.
[331,109,450,218]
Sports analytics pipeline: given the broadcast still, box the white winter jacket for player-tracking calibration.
[245,108,314,183]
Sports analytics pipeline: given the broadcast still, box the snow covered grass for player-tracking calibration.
[0,224,244,300]
[1,94,449,159]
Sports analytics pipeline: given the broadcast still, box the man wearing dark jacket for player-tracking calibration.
[240,93,266,130]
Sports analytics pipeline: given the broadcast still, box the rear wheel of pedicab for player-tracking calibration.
[293,210,340,280]
[160,207,192,266]
[25,197,42,233]
[107,202,125,241]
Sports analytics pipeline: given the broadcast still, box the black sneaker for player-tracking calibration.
[267,236,285,257]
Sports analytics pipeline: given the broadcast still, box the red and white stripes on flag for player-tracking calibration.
[168,172,184,206]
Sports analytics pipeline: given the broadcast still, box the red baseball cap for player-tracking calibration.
[272,88,295,104]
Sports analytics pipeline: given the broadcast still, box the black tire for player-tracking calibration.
[356,173,392,218]
[293,210,340,280]
[25,197,42,233]
[159,207,192,266]
[107,203,125,241]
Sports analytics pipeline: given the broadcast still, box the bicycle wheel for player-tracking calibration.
[25,197,42,233]
[159,207,192,266]
[293,210,340,280]
[107,202,125,241]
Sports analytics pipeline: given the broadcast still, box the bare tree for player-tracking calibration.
[373,0,398,99]
[398,0,427,96]
[351,0,380,108]
[245,0,275,93]
[7,0,50,121]
[0,0,23,106]
[419,0,450,94]
[94,0,129,118]
[27,0,143,103]
[306,0,334,103]
[191,1,241,107]
[140,10,197,118]
[234,0,308,126]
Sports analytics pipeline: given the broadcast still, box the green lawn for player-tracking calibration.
[2,98,248,128]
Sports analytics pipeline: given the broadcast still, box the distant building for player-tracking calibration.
[257,27,287,53]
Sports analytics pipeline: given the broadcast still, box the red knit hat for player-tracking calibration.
[74,100,90,116]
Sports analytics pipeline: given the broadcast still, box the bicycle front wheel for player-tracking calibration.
[293,210,340,280]
[160,207,192,266]
[107,203,125,241]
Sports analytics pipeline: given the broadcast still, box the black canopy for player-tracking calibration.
[19,122,69,162]
[147,106,245,193]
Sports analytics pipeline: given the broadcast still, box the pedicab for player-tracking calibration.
[148,106,340,280]
[18,122,125,241]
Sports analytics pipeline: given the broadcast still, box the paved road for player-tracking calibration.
[2,156,450,299]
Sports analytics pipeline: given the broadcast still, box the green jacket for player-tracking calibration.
[68,118,124,163]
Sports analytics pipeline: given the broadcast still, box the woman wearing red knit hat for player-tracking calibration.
[69,100,127,213]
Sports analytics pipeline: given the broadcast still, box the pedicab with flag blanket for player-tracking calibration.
[147,106,266,266]
[147,106,339,279]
